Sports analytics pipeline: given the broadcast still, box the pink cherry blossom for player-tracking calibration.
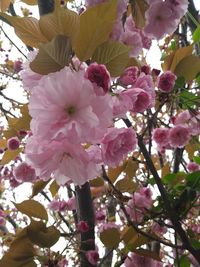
[157,71,177,93]
[151,222,167,235]
[85,250,99,265]
[187,162,200,173]
[124,252,163,267]
[118,66,139,86]
[7,137,20,151]
[101,127,137,167]
[20,50,43,91]
[25,131,101,186]
[112,93,132,118]
[85,63,111,95]
[122,88,151,113]
[29,67,113,143]
[134,73,155,107]
[77,220,89,232]
[152,128,170,147]
[144,1,183,40]
[14,60,23,73]
[120,30,143,57]
[13,162,36,183]
[169,125,190,148]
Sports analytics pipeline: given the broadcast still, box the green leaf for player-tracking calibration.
[179,91,200,109]
[175,55,200,82]
[14,199,48,221]
[39,6,79,46]
[30,35,72,75]
[100,228,120,249]
[27,220,60,248]
[0,13,47,48]
[192,26,200,42]
[92,40,130,77]
[186,171,200,189]
[179,256,190,267]
[31,180,50,198]
[74,0,117,61]
[0,228,36,267]
[1,148,22,165]
[115,179,137,193]
[49,180,59,197]
[193,156,200,165]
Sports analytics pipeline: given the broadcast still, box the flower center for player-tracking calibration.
[65,106,76,116]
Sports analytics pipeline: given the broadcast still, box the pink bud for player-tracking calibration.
[85,63,111,95]
[14,60,23,73]
[77,220,89,232]
[187,162,200,173]
[118,66,139,86]
[7,137,20,150]
[157,71,177,93]
[85,250,99,265]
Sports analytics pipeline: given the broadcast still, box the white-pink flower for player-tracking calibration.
[169,125,190,148]
[122,88,151,113]
[13,162,36,183]
[20,50,43,91]
[29,67,113,143]
[101,127,137,167]
[144,1,187,40]
[25,130,101,186]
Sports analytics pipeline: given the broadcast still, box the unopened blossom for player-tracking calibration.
[122,88,151,113]
[134,73,155,108]
[157,71,177,93]
[77,220,89,232]
[13,162,36,183]
[7,137,20,151]
[134,187,153,210]
[29,67,113,143]
[48,199,69,212]
[118,66,139,86]
[151,222,167,235]
[152,128,170,147]
[95,210,106,221]
[175,110,191,125]
[14,60,23,73]
[101,127,137,167]
[66,197,76,211]
[169,125,190,148]
[85,63,111,95]
[187,162,200,173]
[25,131,101,186]
[85,250,99,265]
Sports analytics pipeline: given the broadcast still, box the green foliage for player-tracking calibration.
[14,199,48,221]
[179,91,200,109]
[74,0,117,61]
[100,228,120,248]
[30,35,72,75]
[27,220,60,248]
[92,40,130,77]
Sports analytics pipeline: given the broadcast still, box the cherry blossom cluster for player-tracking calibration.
[21,58,145,186]
[153,110,200,152]
[85,0,188,49]
[126,186,153,223]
